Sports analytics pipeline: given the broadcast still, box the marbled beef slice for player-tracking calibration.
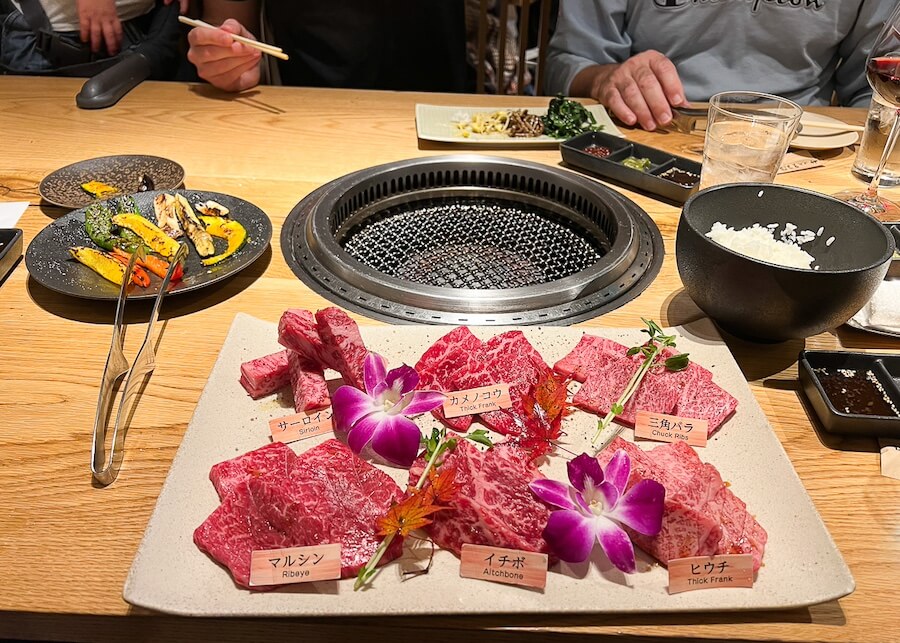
[315,308,368,389]
[195,439,404,589]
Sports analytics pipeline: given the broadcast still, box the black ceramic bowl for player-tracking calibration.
[676,184,895,342]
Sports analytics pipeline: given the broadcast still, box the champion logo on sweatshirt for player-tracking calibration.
[653,0,825,12]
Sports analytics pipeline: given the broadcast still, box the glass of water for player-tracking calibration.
[699,91,803,190]
[852,93,900,187]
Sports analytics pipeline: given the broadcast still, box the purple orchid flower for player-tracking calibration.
[332,353,445,468]
[529,450,665,573]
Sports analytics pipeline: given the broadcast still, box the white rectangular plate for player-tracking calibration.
[124,314,853,617]
[415,103,623,144]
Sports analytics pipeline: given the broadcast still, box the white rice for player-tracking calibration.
[706,222,818,269]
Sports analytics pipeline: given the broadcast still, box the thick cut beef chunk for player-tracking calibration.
[195,440,404,589]
[553,334,629,382]
[287,351,330,412]
[315,308,368,389]
[208,441,296,501]
[596,438,766,571]
[409,441,552,557]
[277,309,329,365]
[415,326,490,431]
[239,350,292,399]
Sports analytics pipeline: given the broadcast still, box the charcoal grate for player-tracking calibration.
[341,197,605,289]
[281,155,664,325]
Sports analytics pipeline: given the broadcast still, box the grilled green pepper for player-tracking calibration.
[84,200,142,251]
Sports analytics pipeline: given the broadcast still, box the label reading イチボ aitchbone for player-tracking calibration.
[443,383,512,419]
[459,543,548,589]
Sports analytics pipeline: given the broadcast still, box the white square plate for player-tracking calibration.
[124,314,853,617]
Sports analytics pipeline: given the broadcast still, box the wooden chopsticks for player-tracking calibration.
[178,16,289,61]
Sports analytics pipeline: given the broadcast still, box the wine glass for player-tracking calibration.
[834,3,900,221]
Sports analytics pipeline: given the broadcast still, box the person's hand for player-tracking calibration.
[187,19,262,92]
[76,0,122,55]
[589,51,689,131]
[163,0,189,14]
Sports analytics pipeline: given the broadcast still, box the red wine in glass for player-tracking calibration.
[867,57,900,107]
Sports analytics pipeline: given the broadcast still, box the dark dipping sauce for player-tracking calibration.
[659,167,700,187]
[583,144,612,158]
[815,368,900,416]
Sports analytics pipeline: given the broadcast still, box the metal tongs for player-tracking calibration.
[90,242,189,485]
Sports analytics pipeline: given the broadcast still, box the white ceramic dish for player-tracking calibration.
[791,113,860,151]
[124,314,854,617]
[415,103,623,145]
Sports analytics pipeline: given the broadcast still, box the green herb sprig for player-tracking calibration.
[591,319,689,449]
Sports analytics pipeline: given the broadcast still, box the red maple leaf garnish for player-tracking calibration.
[514,370,571,461]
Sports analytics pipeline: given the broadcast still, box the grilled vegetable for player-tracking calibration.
[153,193,184,239]
[138,174,155,192]
[194,200,230,218]
[111,213,181,258]
[199,215,248,266]
[69,246,126,285]
[111,247,184,281]
[80,180,118,199]
[84,201,142,252]
[110,250,151,287]
[174,194,215,257]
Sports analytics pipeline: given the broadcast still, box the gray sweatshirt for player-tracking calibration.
[546,0,894,107]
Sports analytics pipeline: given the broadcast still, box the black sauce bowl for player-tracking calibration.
[676,184,895,342]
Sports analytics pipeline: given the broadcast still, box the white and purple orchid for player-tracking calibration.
[529,450,665,573]
[332,353,445,468]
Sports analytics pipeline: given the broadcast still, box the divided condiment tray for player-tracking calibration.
[560,131,702,203]
[799,350,900,438]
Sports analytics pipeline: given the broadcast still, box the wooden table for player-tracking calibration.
[0,76,897,643]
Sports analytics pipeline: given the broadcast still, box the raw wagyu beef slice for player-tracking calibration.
[208,441,296,501]
[647,439,766,570]
[415,326,490,431]
[239,349,291,399]
[478,331,551,436]
[596,438,721,564]
[287,351,330,412]
[277,308,329,365]
[572,356,641,420]
[553,334,629,382]
[315,308,368,389]
[409,441,552,557]
[195,440,404,589]
[596,438,766,570]
[620,349,712,425]
[673,377,738,436]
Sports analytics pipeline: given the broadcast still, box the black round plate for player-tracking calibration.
[40,155,185,209]
[25,189,272,301]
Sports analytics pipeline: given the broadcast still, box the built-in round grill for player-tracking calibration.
[281,155,663,325]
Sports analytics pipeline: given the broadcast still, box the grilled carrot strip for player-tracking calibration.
[111,251,151,287]
[112,248,184,281]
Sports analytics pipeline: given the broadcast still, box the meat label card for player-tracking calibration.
[459,543,548,589]
[268,407,334,444]
[443,384,512,418]
[249,543,342,586]
[634,410,708,447]
[667,554,754,594]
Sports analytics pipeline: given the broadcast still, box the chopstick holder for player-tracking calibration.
[90,242,189,486]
